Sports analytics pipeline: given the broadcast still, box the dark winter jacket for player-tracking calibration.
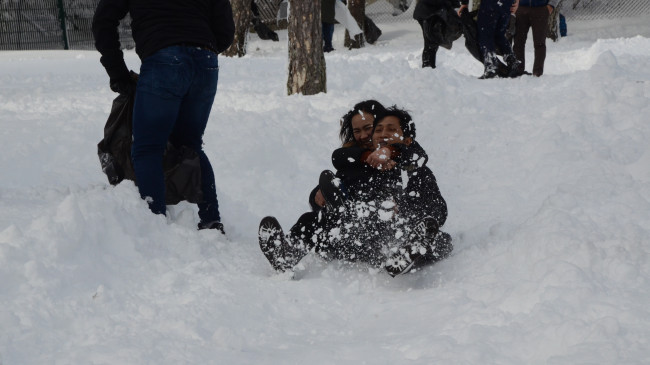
[388,141,447,229]
[308,185,322,212]
[461,0,557,7]
[413,0,461,21]
[322,0,336,24]
[519,0,559,8]
[92,0,234,81]
[331,145,381,201]
[331,141,447,230]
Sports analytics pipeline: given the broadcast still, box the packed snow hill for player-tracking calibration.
[1,14,649,365]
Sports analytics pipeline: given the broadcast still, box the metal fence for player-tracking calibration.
[254,0,416,25]
[561,0,650,20]
[1,0,649,51]
[0,0,133,51]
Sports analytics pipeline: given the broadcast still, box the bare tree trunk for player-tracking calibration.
[344,0,365,49]
[223,0,253,57]
[287,0,327,95]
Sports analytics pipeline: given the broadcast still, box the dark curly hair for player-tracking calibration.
[339,100,387,146]
[373,105,416,140]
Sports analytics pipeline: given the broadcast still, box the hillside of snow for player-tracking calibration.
[1,15,649,364]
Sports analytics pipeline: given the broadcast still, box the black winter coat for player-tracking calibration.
[322,0,336,24]
[392,141,447,230]
[331,145,384,201]
[92,0,234,81]
[331,141,447,230]
[413,0,461,21]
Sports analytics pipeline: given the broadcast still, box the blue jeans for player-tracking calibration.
[477,0,515,71]
[322,23,335,51]
[132,45,221,223]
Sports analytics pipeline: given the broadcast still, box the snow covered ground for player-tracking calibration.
[1,14,649,365]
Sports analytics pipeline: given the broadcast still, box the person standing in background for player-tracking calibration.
[459,0,523,78]
[513,0,559,76]
[413,0,462,69]
[92,0,234,232]
[322,0,336,52]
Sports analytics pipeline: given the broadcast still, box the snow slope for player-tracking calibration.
[1,16,649,364]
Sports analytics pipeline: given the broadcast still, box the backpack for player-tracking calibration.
[423,7,463,50]
[97,92,203,205]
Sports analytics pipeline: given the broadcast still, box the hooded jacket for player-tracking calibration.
[519,0,559,7]
[413,0,461,21]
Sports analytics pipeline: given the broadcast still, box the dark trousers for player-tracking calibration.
[417,19,439,68]
[290,211,324,252]
[476,0,515,73]
[132,45,221,223]
[289,206,388,266]
[322,22,335,51]
[513,6,549,76]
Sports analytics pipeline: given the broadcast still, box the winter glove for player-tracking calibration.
[110,70,139,95]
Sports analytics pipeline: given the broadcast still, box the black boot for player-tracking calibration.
[258,216,305,272]
[479,69,498,79]
[385,249,419,277]
[429,231,453,261]
[421,44,438,68]
[505,54,524,78]
[480,51,500,79]
[198,220,225,234]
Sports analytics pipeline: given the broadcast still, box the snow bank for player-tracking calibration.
[1,17,649,364]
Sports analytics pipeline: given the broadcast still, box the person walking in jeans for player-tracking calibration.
[458,0,522,78]
[513,0,559,76]
[322,0,336,52]
[92,0,234,232]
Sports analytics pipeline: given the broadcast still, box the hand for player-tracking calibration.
[314,189,326,207]
[366,147,397,171]
[547,4,553,14]
[109,70,138,95]
[457,4,467,17]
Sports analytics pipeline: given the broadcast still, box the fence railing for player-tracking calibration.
[1,0,649,51]
[0,0,133,51]
[561,0,650,20]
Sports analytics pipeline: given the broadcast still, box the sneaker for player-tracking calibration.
[430,231,453,260]
[386,231,453,277]
[508,61,525,79]
[385,247,421,277]
[198,220,225,234]
[319,170,346,211]
[504,54,524,78]
[508,67,525,78]
[479,70,498,79]
[412,216,440,241]
[259,216,301,272]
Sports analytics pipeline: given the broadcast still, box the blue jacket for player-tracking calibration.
[519,0,559,8]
